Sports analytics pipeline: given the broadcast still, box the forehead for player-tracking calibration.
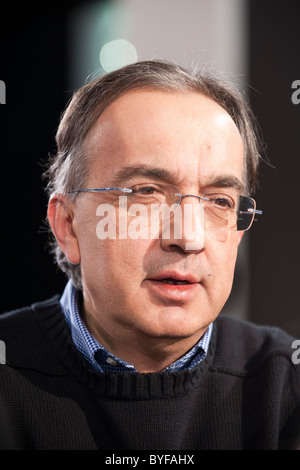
[85,89,245,189]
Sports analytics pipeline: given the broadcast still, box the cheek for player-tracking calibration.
[207,235,240,288]
[74,201,152,278]
[80,235,150,286]
[201,239,239,317]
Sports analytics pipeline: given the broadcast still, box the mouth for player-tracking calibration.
[148,271,200,284]
[158,278,191,285]
[144,272,200,302]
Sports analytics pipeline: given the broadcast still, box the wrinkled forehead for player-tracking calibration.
[83,89,245,190]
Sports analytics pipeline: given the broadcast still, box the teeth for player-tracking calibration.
[160,279,189,285]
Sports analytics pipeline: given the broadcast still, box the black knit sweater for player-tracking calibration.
[0,295,299,450]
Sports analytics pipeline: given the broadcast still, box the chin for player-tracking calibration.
[139,306,210,340]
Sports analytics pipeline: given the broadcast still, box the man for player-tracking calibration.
[0,60,299,450]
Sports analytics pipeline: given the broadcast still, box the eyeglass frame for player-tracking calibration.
[68,183,263,232]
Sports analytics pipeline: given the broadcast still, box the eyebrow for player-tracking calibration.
[111,164,244,192]
[111,164,174,186]
[204,175,244,192]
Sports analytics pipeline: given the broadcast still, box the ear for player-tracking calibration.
[47,195,81,264]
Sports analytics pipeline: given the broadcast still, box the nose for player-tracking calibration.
[160,196,205,253]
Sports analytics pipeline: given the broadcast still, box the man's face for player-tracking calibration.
[70,90,244,345]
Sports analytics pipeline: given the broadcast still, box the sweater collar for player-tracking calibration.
[33,294,217,399]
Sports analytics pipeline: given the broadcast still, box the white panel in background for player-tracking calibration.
[126,0,248,80]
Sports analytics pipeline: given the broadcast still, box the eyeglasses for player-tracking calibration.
[69,180,262,238]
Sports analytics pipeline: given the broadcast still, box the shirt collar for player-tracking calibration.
[60,279,213,373]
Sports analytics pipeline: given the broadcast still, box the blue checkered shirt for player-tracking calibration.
[60,279,213,373]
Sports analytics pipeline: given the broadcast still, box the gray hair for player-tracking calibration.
[43,59,262,290]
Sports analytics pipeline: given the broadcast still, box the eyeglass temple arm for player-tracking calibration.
[69,187,132,194]
[239,209,263,215]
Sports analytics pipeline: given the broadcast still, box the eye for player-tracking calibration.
[131,184,162,196]
[207,194,234,209]
[136,186,157,195]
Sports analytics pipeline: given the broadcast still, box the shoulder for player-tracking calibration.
[0,295,61,337]
[0,295,67,373]
[213,314,298,376]
[212,315,300,450]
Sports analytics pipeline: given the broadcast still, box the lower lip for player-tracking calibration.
[144,280,200,302]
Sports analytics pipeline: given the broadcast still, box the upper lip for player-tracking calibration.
[147,271,200,284]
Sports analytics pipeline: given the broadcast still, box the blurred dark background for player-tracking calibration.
[0,0,299,337]
[249,0,300,337]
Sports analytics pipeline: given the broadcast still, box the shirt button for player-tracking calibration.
[106,357,117,366]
